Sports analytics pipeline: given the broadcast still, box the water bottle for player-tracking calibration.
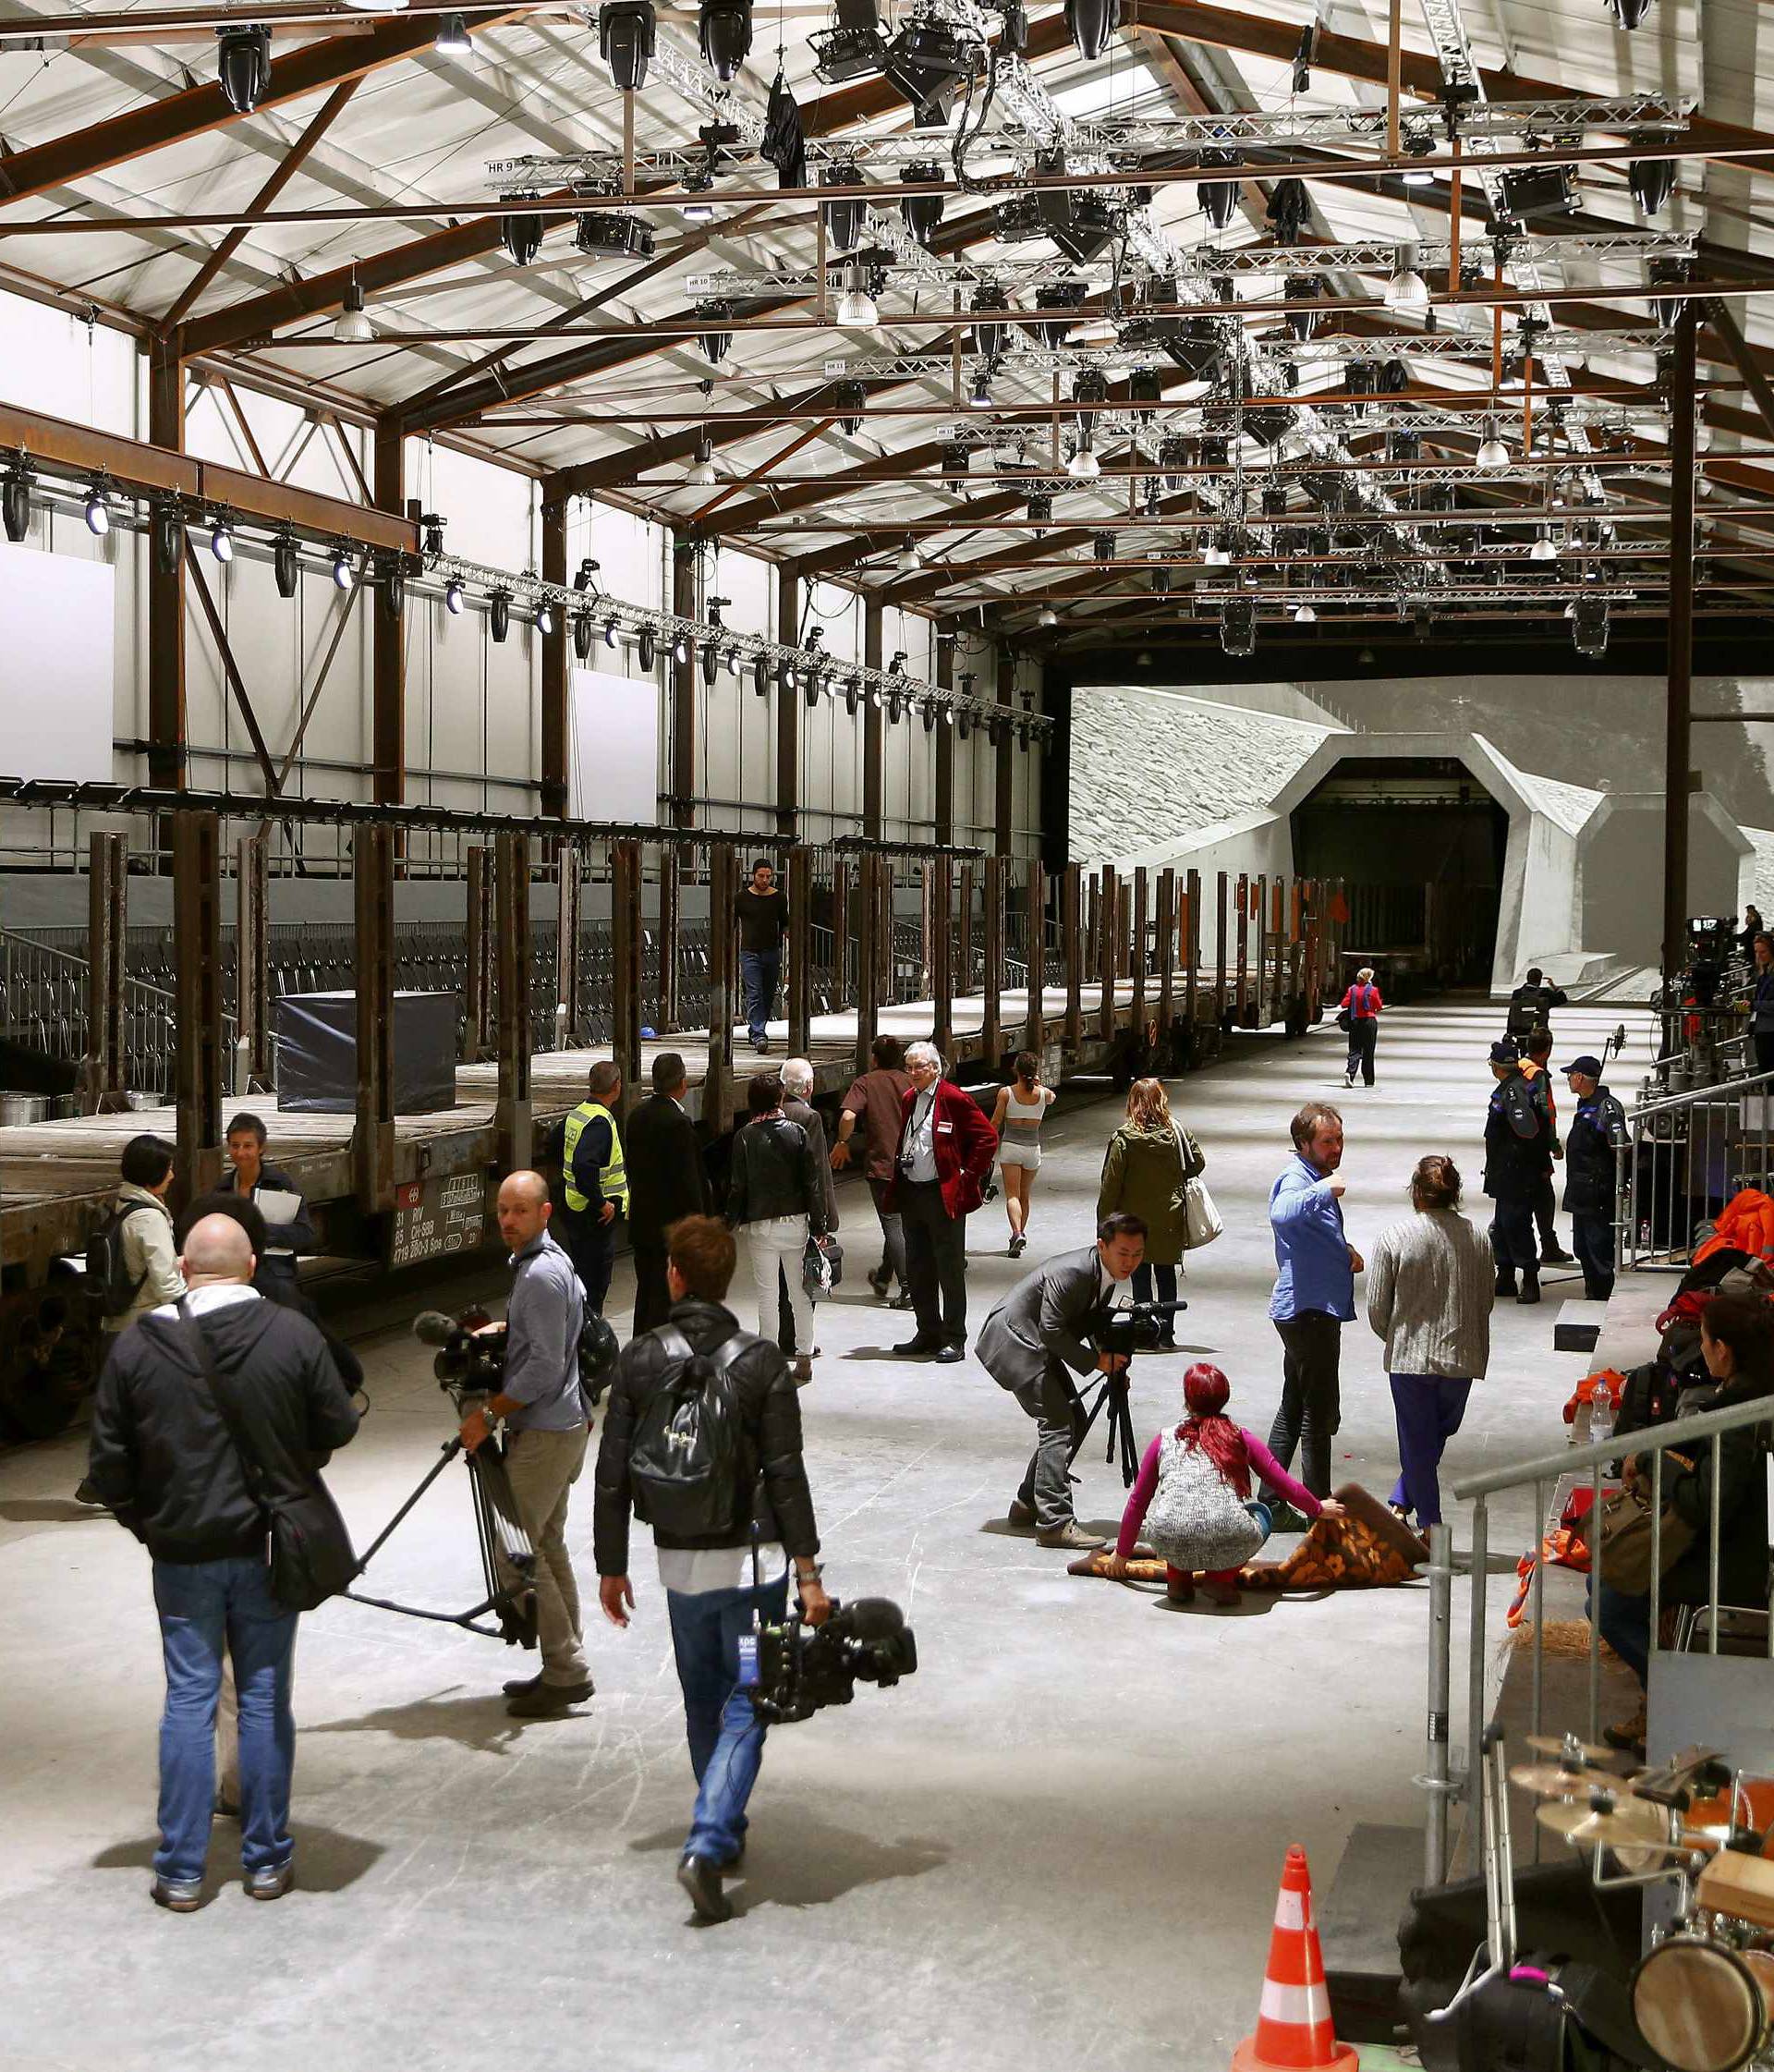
[1589,1393,1615,1446]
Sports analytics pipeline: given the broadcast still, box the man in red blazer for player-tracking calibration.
[883,1041,1000,1362]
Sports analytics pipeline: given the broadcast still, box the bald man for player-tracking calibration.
[458,1169,593,1718]
[87,1212,359,1912]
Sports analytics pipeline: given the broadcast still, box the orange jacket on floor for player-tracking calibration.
[1694,1189,1774,1268]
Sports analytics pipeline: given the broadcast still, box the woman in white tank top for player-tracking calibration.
[990,1051,1056,1258]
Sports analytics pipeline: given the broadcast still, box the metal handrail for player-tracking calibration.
[1616,1061,1774,1273]
[1424,1387,1774,1889]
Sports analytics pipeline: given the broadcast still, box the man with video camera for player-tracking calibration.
[456,1170,593,1719]
[592,1213,828,1924]
[978,1212,1149,1551]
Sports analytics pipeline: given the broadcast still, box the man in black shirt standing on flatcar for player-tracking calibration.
[736,859,789,1056]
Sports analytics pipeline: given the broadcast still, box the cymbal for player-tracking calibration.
[1512,1762,1610,1798]
[1537,1795,1683,1860]
[1525,1732,1616,1765]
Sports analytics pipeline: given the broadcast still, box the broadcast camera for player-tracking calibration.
[413,1306,507,1399]
[1092,1297,1188,1359]
[748,1596,918,1725]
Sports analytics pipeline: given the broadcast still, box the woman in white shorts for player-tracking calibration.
[990,1051,1056,1258]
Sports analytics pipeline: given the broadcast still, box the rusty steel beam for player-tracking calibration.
[172,808,225,1205]
[352,821,396,1213]
[494,827,532,1172]
[185,554,283,795]
[84,831,128,1115]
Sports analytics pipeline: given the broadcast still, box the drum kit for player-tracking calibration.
[1510,1734,1774,2072]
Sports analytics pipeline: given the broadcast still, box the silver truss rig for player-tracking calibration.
[687,229,1693,299]
[819,329,1668,380]
[932,401,1657,445]
[1155,584,1638,604]
[483,94,1689,191]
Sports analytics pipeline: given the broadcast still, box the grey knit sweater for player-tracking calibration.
[1365,1209,1496,1380]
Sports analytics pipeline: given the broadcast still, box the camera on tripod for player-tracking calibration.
[413,1306,507,1399]
[749,1596,918,1725]
[1092,1298,1188,1359]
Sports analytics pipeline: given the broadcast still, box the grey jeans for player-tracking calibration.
[498,1423,590,1686]
[1268,1311,1343,1499]
[1014,1359,1087,1531]
[868,1176,907,1288]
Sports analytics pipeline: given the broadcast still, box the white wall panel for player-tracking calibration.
[570,666,660,823]
[0,541,115,780]
[0,293,137,433]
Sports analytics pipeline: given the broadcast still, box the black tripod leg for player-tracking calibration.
[350,1437,466,1576]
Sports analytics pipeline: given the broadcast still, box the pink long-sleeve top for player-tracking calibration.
[1115,1425,1323,1559]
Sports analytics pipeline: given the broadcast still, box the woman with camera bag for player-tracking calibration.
[1104,1364,1345,1608]
[1096,1078,1203,1349]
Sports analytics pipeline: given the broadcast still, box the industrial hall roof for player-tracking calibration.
[0,0,1766,656]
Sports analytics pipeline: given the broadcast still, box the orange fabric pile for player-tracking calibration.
[1561,1368,1625,1427]
[1694,1189,1774,1269]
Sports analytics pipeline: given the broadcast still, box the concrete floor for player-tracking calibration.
[0,998,1647,2072]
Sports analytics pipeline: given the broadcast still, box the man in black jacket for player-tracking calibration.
[594,1213,828,1923]
[1484,1040,1554,1303]
[1504,967,1569,1043]
[86,1214,360,1912]
[626,1053,713,1333]
[1562,1053,1629,1300]
[726,1072,832,1384]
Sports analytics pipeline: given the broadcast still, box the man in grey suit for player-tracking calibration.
[976,1213,1148,1550]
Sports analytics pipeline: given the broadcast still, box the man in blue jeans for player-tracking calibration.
[592,1213,828,1923]
[86,1214,360,1910]
[1268,1101,1363,1513]
[735,857,789,1054]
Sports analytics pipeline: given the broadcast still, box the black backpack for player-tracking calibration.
[86,1200,153,1318]
[1499,1074,1542,1141]
[628,1326,747,1537]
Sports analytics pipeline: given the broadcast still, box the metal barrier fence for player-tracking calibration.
[1421,1394,1774,1886]
[1617,1067,1774,1273]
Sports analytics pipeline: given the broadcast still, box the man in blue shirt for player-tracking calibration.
[459,1170,591,1717]
[1267,1102,1362,1507]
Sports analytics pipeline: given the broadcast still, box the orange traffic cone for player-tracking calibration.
[1232,1845,1359,2072]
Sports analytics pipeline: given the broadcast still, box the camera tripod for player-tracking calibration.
[1067,1359,1141,1488]
[343,1426,539,1648]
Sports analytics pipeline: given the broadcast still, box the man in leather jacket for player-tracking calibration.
[593,1214,827,1925]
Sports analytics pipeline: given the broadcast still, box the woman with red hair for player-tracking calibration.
[1106,1364,1345,1606]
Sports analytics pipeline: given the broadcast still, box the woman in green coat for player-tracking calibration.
[1096,1077,1205,1349]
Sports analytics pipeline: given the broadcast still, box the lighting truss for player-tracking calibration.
[931,401,1655,445]
[484,95,1688,191]
[1163,583,1638,606]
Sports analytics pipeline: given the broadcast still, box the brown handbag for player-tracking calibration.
[1594,1475,1695,1595]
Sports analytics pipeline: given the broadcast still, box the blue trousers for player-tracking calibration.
[665,1572,790,1863]
[1586,1574,1651,1688]
[1488,1196,1538,1274]
[1387,1373,1473,1529]
[1572,1212,1615,1300]
[152,1556,298,1884]
[740,950,780,1044]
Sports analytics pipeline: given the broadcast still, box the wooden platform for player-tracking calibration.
[2,980,1159,1281]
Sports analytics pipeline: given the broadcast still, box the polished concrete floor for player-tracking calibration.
[0,999,1646,2072]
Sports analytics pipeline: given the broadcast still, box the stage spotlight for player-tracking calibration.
[1497,164,1576,222]
[604,616,619,648]
[1607,0,1652,25]
[501,196,544,268]
[810,0,888,82]
[900,161,944,247]
[1573,594,1610,655]
[209,514,235,563]
[216,24,271,115]
[1027,491,1053,529]
[384,563,406,617]
[1150,567,1173,594]
[1092,530,1115,563]
[1629,140,1675,215]
[1,457,30,543]
[835,380,867,434]
[152,501,181,575]
[882,15,982,128]
[699,0,751,79]
[420,511,446,557]
[490,589,512,642]
[697,299,734,364]
[537,600,555,637]
[1221,597,1257,655]
[821,161,865,250]
[433,11,471,54]
[754,653,771,695]
[701,641,720,689]
[445,578,465,616]
[1197,150,1241,232]
[83,481,111,537]
[332,546,354,589]
[600,0,657,89]
[637,625,656,671]
[1265,178,1308,246]
[574,609,595,662]
[1063,0,1118,61]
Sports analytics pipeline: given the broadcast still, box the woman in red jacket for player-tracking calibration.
[1340,965,1383,1090]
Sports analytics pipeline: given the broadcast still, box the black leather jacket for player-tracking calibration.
[724,1114,831,1236]
[592,1298,820,1570]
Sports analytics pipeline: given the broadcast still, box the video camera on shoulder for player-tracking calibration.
[414,1306,507,1400]
[748,1595,917,1725]
[1092,1298,1187,1359]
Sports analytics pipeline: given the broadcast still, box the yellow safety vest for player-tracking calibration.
[562,1100,628,1216]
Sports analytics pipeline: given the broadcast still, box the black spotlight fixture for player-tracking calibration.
[637,624,656,672]
[969,286,1009,362]
[882,13,983,128]
[1606,0,1653,25]
[1650,254,1689,329]
[216,23,271,115]
[1,456,30,544]
[699,0,752,79]
[1197,150,1242,232]
[152,500,182,577]
[603,616,620,649]
[600,0,657,89]
[331,544,353,590]
[1573,593,1610,656]
[572,555,599,593]
[1128,368,1163,422]
[575,205,656,259]
[812,0,889,79]
[835,380,868,435]
[821,160,865,250]
[1628,138,1676,215]
[753,653,770,695]
[1265,178,1308,246]
[1497,163,1576,223]
[419,511,446,557]
[1221,597,1257,656]
[1092,530,1115,563]
[537,599,555,639]
[1161,318,1224,391]
[500,194,545,268]
[383,561,406,618]
[701,640,721,689]
[1290,22,1315,92]
[446,578,467,616]
[490,590,512,643]
[1150,567,1173,595]
[574,609,595,663]
[942,442,972,487]
[1027,489,1053,533]
[802,674,820,711]
[900,161,945,247]
[1033,280,1087,348]
[697,299,735,365]
[1063,0,1119,61]
[921,699,939,733]
[1283,275,1319,343]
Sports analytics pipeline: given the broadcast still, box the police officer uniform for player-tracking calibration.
[1561,1053,1628,1302]
[1484,1039,1554,1300]
[560,1094,629,1314]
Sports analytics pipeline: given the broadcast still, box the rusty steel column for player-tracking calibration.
[611,837,643,1109]
[1214,871,1229,1028]
[371,418,406,806]
[787,845,812,1057]
[1098,865,1117,1043]
[934,631,955,849]
[931,854,954,1057]
[147,343,186,793]
[1185,868,1202,1047]
[172,809,224,1205]
[1024,857,1046,1056]
[704,841,737,1136]
[494,827,532,1174]
[235,830,270,1090]
[1235,872,1251,1025]
[555,839,582,1047]
[1131,867,1148,1037]
[775,569,800,841]
[352,822,396,1212]
[540,482,570,818]
[657,846,681,1031]
[1157,868,1176,1047]
[862,595,884,841]
[1664,300,1698,981]
[464,843,494,1062]
[831,855,851,1011]
[956,859,974,1045]
[982,855,1003,1065]
[855,850,880,1075]
[84,830,128,1114]
[671,534,698,829]
[1063,862,1083,1055]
